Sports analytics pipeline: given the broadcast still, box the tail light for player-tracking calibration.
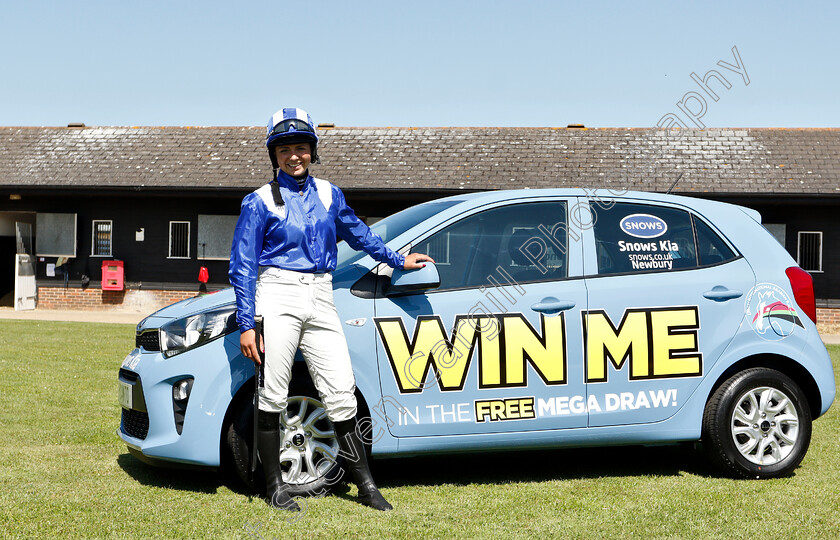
[785,266,817,324]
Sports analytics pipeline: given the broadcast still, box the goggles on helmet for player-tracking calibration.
[267,118,316,139]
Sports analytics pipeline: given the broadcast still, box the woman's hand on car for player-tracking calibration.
[403,252,435,270]
[240,328,263,364]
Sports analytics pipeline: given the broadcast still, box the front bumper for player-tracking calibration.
[117,333,252,467]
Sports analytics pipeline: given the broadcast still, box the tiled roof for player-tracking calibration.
[1,126,838,195]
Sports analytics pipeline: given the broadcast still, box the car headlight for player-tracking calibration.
[160,306,238,358]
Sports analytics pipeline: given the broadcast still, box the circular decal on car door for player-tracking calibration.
[744,283,804,340]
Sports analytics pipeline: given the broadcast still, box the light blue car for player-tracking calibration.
[118,189,835,494]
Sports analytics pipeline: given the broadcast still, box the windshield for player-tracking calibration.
[336,199,460,268]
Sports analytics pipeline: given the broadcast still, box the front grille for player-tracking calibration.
[136,330,160,351]
[122,408,149,440]
[119,368,138,382]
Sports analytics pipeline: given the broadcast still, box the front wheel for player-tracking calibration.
[226,388,344,497]
[702,367,812,479]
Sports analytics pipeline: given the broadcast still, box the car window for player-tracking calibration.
[412,201,568,291]
[694,216,737,266]
[336,199,460,269]
[593,202,698,275]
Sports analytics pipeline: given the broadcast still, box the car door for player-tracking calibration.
[372,197,589,437]
[580,198,755,427]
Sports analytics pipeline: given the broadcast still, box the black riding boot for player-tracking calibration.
[257,411,300,511]
[334,418,393,511]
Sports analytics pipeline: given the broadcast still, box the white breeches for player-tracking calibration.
[255,267,357,422]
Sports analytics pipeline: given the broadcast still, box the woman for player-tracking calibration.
[229,108,431,511]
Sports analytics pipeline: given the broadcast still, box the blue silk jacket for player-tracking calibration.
[229,170,405,332]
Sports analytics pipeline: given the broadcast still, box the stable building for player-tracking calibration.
[0,125,838,325]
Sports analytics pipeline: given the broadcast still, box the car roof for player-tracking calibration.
[428,188,758,221]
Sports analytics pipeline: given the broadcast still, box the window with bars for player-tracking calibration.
[797,231,822,272]
[91,220,112,256]
[416,232,451,265]
[169,221,190,259]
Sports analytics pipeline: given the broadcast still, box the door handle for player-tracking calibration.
[531,297,576,314]
[703,287,743,302]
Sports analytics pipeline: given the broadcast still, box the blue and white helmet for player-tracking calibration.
[266,107,320,167]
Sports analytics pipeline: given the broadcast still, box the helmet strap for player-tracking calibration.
[270,173,285,208]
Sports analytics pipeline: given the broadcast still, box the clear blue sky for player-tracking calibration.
[1,0,837,128]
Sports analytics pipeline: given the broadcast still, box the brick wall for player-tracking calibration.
[817,307,840,332]
[37,286,197,312]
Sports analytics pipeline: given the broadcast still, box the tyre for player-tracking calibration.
[702,367,812,479]
[226,382,345,497]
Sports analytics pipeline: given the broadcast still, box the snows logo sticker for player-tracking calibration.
[744,283,804,340]
[619,214,668,238]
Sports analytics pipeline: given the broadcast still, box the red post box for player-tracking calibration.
[101,260,125,291]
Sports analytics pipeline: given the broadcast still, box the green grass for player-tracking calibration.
[1,319,839,539]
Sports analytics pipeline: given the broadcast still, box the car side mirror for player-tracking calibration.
[386,262,441,296]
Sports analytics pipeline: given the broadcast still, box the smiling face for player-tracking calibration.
[274,142,312,178]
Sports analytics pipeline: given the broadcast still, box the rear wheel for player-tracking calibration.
[226,384,344,497]
[702,367,811,479]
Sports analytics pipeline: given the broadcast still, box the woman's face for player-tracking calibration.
[274,142,312,177]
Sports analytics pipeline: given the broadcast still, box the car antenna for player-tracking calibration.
[666,172,684,194]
